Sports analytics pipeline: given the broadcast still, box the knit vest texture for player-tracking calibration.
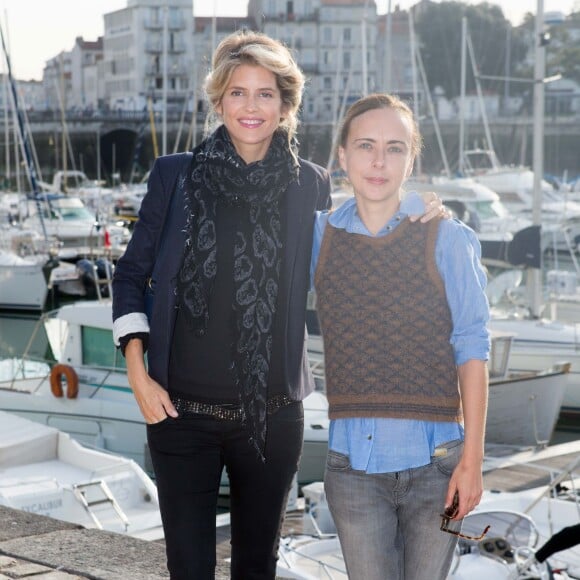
[314,217,462,422]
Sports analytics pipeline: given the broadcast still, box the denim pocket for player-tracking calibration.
[326,450,351,472]
[433,439,463,476]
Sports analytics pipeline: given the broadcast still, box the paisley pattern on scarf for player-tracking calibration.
[177,125,299,459]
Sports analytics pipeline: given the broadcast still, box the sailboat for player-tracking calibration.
[480,0,580,422]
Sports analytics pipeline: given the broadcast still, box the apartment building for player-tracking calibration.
[103,0,194,111]
[248,0,379,122]
[41,0,420,122]
[70,37,104,110]
[43,51,72,112]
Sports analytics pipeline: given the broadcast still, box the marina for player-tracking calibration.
[0,0,580,577]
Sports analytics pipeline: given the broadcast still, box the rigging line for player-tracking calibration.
[0,17,47,239]
[53,76,80,185]
[173,90,191,154]
[415,34,451,177]
[326,65,353,174]
[20,98,44,184]
[466,21,499,168]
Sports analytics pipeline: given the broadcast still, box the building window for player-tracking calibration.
[323,27,332,43]
[343,27,351,43]
[343,51,351,70]
[287,1,294,16]
[324,77,332,90]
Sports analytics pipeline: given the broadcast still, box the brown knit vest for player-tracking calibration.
[314,218,462,422]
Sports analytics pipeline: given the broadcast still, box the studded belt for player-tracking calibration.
[170,393,294,421]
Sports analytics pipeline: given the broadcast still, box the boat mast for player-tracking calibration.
[529,0,546,318]
[409,7,420,175]
[161,1,169,157]
[384,0,392,93]
[361,0,369,97]
[2,12,9,187]
[459,17,466,175]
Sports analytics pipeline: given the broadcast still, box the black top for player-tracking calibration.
[168,199,286,403]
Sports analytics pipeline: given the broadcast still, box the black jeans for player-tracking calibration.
[147,401,304,580]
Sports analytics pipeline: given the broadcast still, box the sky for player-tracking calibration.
[0,0,576,81]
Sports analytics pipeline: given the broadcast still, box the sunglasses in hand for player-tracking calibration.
[439,492,490,541]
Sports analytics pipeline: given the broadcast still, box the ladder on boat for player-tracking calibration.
[72,480,129,532]
[92,259,113,301]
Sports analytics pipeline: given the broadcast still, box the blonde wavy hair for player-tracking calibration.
[204,31,304,148]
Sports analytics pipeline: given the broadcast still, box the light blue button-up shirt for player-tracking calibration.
[311,193,490,473]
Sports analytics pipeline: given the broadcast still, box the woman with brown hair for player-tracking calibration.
[313,93,490,580]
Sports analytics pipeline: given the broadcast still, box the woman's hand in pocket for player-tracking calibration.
[124,337,178,424]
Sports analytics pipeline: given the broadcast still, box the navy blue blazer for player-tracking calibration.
[113,152,331,401]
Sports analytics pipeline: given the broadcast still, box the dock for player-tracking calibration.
[0,501,311,579]
[2,440,578,579]
[483,440,580,492]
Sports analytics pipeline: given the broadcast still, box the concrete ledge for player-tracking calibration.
[0,506,169,579]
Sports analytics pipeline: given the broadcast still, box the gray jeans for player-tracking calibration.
[324,439,463,580]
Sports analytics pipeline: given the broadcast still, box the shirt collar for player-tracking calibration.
[328,191,425,236]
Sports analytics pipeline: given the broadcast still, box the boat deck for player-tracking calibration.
[483,440,580,492]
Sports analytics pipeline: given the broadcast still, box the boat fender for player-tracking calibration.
[50,364,79,399]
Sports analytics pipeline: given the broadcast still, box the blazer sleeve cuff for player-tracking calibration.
[113,312,150,346]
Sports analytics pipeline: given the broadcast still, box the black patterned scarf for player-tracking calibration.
[177,124,299,459]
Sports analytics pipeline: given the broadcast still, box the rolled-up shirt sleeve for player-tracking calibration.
[436,220,491,366]
[113,313,150,348]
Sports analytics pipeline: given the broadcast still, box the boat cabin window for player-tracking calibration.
[81,326,126,370]
[473,200,506,220]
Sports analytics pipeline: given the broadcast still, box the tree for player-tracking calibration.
[545,24,580,85]
[414,1,529,99]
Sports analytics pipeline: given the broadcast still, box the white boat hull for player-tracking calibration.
[0,410,163,539]
[0,371,329,486]
[486,365,569,446]
[489,318,580,417]
[0,260,48,310]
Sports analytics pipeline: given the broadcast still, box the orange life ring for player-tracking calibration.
[49,364,79,399]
